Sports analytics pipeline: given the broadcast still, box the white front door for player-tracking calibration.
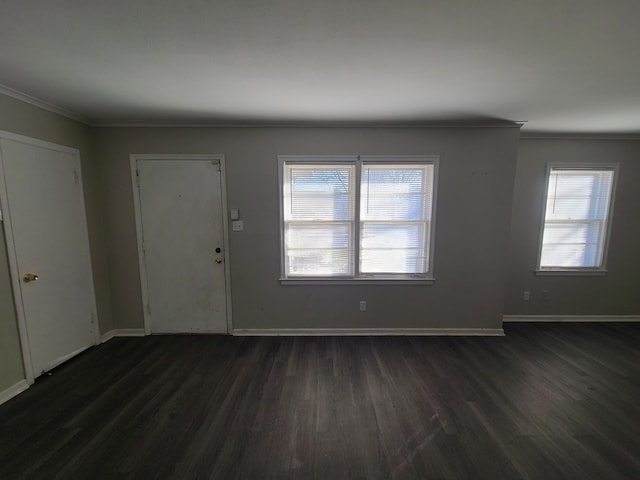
[0,134,97,379]
[134,157,229,333]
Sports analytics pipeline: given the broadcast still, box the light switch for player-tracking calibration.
[232,220,244,232]
[230,208,240,220]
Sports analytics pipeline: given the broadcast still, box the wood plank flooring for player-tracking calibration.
[1,323,639,479]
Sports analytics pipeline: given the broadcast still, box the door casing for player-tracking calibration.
[130,154,233,334]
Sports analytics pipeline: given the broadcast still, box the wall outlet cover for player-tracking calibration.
[232,220,244,231]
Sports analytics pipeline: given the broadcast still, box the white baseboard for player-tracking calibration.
[0,379,29,406]
[233,328,505,336]
[503,315,640,323]
[101,328,146,343]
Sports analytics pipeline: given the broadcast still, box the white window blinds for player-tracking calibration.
[360,164,433,274]
[540,168,615,269]
[283,164,355,276]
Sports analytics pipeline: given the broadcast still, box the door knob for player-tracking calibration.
[23,273,39,282]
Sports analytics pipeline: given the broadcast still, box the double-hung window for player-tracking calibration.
[279,156,437,283]
[537,164,617,273]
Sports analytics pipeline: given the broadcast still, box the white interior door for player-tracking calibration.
[0,135,97,379]
[136,158,228,333]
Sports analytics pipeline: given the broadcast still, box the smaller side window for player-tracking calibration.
[538,165,616,271]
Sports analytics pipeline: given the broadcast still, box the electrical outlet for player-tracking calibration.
[232,220,244,232]
[359,300,367,312]
[523,290,530,301]
[542,289,550,301]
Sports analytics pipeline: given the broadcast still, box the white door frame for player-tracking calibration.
[0,130,100,384]
[130,154,233,334]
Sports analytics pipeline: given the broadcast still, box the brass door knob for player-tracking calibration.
[23,273,39,282]
[215,255,223,264]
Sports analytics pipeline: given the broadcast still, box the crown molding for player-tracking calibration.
[95,121,525,128]
[0,84,91,125]
[520,132,640,140]
[2,86,637,137]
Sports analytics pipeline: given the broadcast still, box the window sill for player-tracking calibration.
[534,269,608,277]
[280,277,435,286]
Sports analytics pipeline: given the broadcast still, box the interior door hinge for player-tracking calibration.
[136,169,140,187]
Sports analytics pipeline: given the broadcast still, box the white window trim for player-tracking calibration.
[278,155,439,284]
[535,162,619,275]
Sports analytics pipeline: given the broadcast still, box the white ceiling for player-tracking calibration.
[1,0,639,133]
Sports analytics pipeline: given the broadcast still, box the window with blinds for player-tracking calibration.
[539,166,616,270]
[283,164,355,276]
[360,164,433,274]
[281,156,437,280]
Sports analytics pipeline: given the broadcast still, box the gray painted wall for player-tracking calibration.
[0,94,113,393]
[96,126,520,331]
[505,139,640,315]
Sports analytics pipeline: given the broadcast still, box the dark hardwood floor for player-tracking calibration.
[1,323,639,479]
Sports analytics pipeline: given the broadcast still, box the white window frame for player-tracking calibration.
[278,155,439,285]
[535,163,618,276]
